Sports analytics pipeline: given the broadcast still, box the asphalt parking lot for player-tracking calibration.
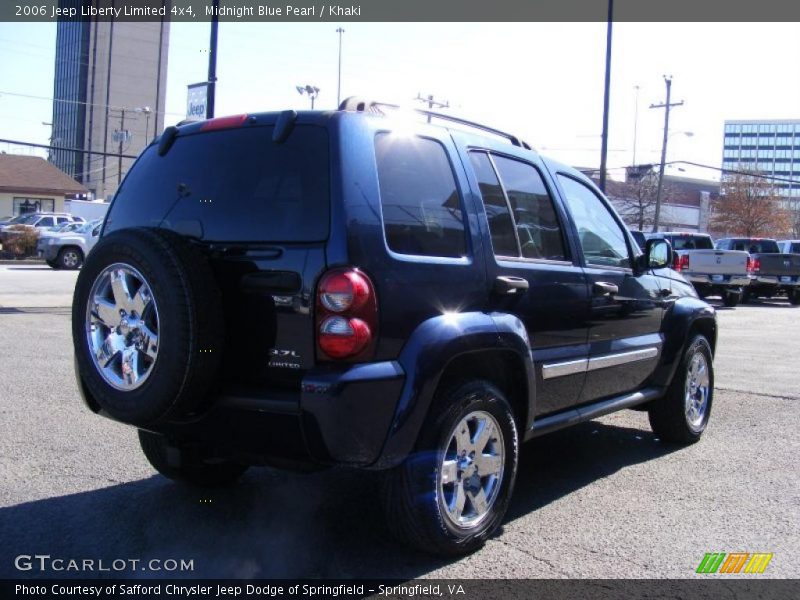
[0,264,798,579]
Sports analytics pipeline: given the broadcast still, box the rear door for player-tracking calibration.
[455,138,591,416]
[553,173,665,402]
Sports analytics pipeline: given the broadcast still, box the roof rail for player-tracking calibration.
[338,96,532,150]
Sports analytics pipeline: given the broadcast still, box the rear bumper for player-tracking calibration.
[686,273,750,287]
[77,359,406,469]
[750,275,800,287]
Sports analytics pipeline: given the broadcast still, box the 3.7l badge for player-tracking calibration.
[268,348,301,369]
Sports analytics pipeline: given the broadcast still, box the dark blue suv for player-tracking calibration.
[72,99,717,556]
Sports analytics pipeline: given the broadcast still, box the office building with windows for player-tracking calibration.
[721,120,800,198]
[51,2,169,199]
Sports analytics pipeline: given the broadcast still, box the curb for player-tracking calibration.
[0,259,46,265]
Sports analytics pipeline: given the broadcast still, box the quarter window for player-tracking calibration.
[375,134,466,258]
[557,175,631,269]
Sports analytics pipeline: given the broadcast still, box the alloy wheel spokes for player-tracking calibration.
[85,263,160,391]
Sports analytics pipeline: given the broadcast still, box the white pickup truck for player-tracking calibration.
[646,232,750,307]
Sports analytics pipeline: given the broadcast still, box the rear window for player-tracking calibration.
[109,125,329,242]
[374,133,466,258]
[670,235,714,250]
[729,239,780,253]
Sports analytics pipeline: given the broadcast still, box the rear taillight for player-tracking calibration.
[316,268,377,360]
[747,257,760,274]
[673,253,690,271]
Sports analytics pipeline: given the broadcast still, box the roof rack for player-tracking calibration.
[338,96,532,150]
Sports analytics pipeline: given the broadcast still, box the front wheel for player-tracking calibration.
[138,430,248,487]
[649,334,714,444]
[382,380,519,556]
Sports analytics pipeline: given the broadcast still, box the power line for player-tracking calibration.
[0,89,184,117]
[0,138,138,159]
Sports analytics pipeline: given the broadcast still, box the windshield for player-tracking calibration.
[670,235,714,250]
[14,214,39,225]
[75,220,101,233]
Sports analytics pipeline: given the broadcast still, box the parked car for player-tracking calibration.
[715,237,800,304]
[778,239,800,255]
[72,101,717,556]
[0,212,84,242]
[37,219,103,269]
[646,232,750,307]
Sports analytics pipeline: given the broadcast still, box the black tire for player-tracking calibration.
[790,290,800,306]
[649,334,714,444]
[722,291,740,308]
[72,228,224,426]
[58,246,84,270]
[45,259,60,269]
[741,289,752,304]
[138,430,247,487]
[382,380,519,556]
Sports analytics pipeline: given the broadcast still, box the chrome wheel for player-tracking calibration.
[684,351,710,432]
[438,410,505,529]
[85,263,159,391]
[62,250,80,268]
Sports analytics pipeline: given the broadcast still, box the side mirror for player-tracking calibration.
[645,238,672,270]
[92,226,100,237]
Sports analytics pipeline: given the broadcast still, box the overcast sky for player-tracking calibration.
[2,22,799,181]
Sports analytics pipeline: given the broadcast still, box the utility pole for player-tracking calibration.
[598,0,613,192]
[336,27,345,107]
[415,93,449,123]
[632,85,640,167]
[117,109,125,186]
[649,76,684,232]
[207,0,220,118]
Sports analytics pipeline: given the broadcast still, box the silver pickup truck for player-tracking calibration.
[716,237,800,305]
[647,232,750,307]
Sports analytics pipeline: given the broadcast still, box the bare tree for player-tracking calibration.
[608,169,663,231]
[710,169,792,238]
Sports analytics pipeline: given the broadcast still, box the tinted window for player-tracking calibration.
[791,243,800,254]
[375,134,466,258]
[729,239,780,253]
[109,125,330,242]
[492,156,567,261]
[669,235,714,250]
[37,217,55,228]
[468,152,518,257]
[558,175,630,268]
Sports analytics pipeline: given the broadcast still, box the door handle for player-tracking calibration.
[592,281,619,296]
[494,276,529,295]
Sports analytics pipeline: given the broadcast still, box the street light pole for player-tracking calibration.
[336,27,345,108]
[632,85,640,167]
[296,85,320,109]
[650,76,684,232]
[207,0,220,118]
[598,0,613,193]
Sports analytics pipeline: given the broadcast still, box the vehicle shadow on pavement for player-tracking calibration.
[0,421,675,580]
[507,420,679,523]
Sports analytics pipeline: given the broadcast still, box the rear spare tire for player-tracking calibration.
[72,228,224,426]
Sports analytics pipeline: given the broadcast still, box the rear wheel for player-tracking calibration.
[649,334,714,444]
[382,380,519,556]
[138,430,247,487]
[722,290,740,307]
[58,246,83,270]
[790,290,800,305]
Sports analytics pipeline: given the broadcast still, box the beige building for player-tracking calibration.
[51,17,169,199]
[0,154,88,218]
